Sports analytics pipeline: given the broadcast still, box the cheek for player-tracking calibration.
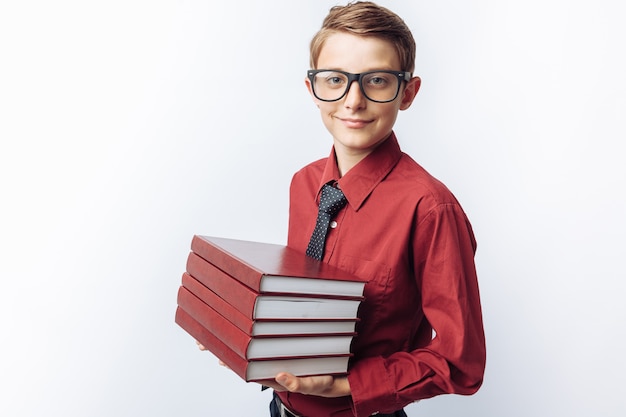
[320,112,335,131]
[380,105,401,125]
[318,104,337,121]
[317,101,334,112]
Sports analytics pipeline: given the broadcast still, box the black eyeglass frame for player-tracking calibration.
[307,69,412,103]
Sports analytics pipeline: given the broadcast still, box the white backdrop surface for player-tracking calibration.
[1,1,624,416]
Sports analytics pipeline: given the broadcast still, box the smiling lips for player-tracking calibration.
[338,117,372,129]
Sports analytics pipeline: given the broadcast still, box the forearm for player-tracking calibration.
[348,344,485,416]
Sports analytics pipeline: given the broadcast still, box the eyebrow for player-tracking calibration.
[317,67,400,72]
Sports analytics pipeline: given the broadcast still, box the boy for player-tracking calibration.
[202,2,485,416]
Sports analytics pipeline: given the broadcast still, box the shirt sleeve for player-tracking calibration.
[348,203,486,416]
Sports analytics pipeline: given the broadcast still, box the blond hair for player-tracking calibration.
[309,1,416,74]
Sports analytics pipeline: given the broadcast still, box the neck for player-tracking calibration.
[334,147,373,176]
[333,134,392,176]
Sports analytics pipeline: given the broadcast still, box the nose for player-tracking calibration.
[343,79,366,109]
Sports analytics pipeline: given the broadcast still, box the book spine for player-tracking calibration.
[191,235,263,291]
[181,272,254,334]
[174,307,250,381]
[185,252,258,317]
[177,286,252,359]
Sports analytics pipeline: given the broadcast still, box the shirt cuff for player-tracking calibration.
[348,355,398,416]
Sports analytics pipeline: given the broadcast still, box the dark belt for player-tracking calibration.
[274,394,404,417]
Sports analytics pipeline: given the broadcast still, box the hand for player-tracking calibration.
[196,341,350,397]
[259,372,351,398]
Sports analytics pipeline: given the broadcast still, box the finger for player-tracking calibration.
[256,380,287,392]
[275,373,334,395]
[195,340,206,350]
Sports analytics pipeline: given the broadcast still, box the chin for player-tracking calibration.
[336,136,386,152]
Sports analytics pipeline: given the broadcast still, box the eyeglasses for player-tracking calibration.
[307,69,411,103]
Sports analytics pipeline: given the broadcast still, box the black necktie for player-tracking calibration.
[306,183,347,260]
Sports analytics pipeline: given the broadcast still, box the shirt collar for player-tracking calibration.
[317,132,403,211]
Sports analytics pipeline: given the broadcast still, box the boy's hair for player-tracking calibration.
[309,1,416,74]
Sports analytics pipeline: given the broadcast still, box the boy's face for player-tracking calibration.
[306,32,420,159]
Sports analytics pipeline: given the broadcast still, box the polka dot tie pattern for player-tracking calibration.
[305,183,348,260]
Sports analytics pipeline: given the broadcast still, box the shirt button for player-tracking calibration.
[330,220,338,228]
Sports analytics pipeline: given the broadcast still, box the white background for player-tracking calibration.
[1,1,624,416]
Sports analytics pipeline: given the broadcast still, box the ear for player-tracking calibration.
[305,76,315,99]
[305,77,321,108]
[399,76,421,111]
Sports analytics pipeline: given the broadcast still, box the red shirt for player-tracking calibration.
[278,133,486,417]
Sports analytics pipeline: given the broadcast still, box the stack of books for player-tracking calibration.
[175,235,367,382]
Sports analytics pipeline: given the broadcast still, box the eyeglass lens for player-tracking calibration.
[311,71,401,102]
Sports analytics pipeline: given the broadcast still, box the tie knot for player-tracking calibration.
[319,183,347,216]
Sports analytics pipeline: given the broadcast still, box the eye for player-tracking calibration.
[365,73,392,88]
[319,72,347,89]
[327,76,344,85]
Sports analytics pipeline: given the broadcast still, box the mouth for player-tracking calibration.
[337,117,372,129]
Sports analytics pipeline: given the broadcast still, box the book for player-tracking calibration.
[175,307,352,382]
[190,235,367,298]
[185,252,363,320]
[177,286,355,359]
[181,272,358,336]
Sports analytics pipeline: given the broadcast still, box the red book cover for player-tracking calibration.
[181,271,253,334]
[176,286,355,360]
[189,235,366,298]
[181,272,358,336]
[175,307,352,382]
[175,306,249,379]
[185,252,258,318]
[185,252,364,320]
